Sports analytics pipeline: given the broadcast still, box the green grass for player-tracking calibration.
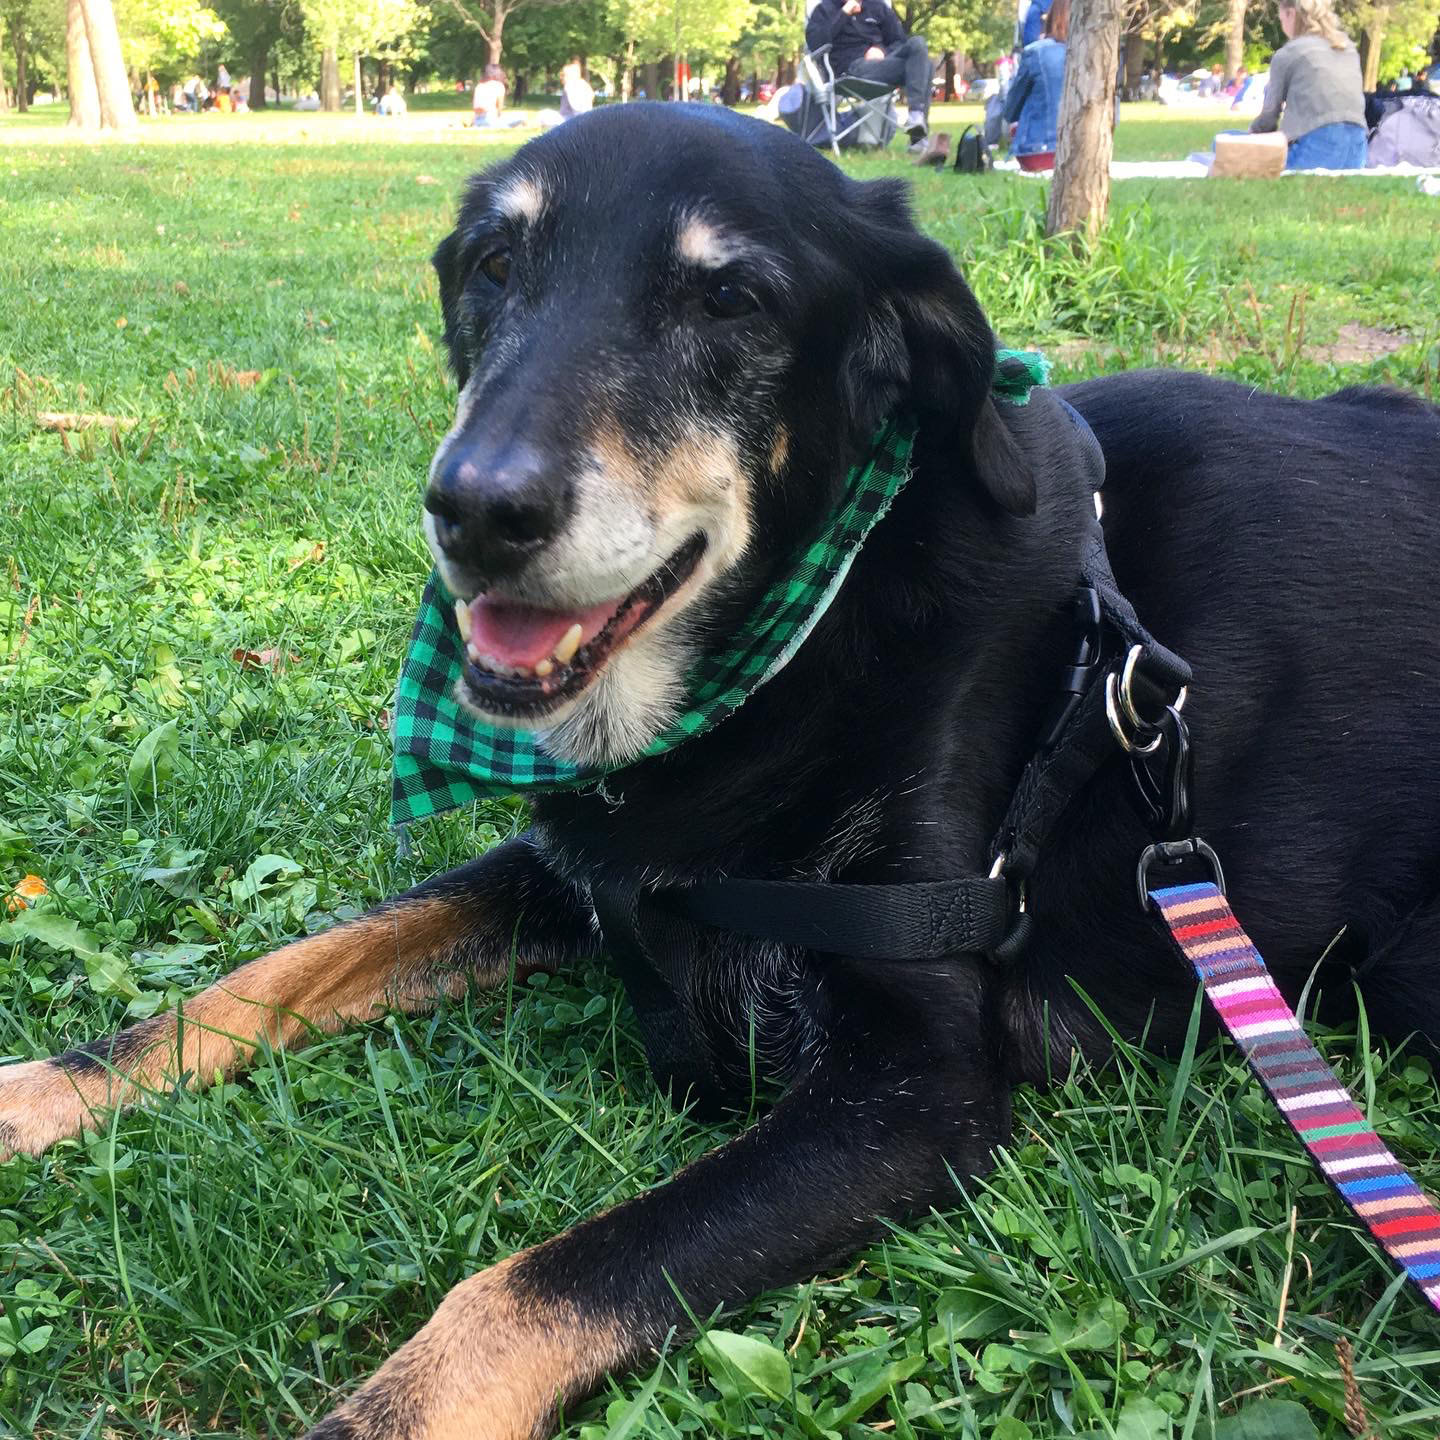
[2,108,1439,1439]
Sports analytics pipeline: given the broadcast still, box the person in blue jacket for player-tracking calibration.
[1020,0,1051,46]
[1004,0,1068,170]
[805,0,934,144]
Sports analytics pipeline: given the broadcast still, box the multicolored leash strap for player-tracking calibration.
[1151,879,1440,1313]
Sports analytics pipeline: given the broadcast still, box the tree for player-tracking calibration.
[432,0,580,68]
[1046,0,1121,239]
[1224,0,1244,77]
[211,0,300,106]
[64,0,135,130]
[114,0,227,93]
[297,0,417,109]
[2,0,63,110]
[606,0,748,79]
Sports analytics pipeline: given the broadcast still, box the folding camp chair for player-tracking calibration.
[798,46,898,153]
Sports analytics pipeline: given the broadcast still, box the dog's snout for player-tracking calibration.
[426,441,568,579]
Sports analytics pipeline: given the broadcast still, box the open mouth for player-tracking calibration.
[455,534,707,719]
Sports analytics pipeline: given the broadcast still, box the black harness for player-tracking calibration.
[593,405,1196,1104]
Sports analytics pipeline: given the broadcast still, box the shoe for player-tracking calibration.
[912,131,951,166]
[905,109,928,145]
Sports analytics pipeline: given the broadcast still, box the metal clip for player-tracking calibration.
[1136,837,1226,912]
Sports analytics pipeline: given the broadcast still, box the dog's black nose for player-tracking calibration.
[426,441,567,579]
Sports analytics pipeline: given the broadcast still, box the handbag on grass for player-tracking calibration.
[953,124,991,173]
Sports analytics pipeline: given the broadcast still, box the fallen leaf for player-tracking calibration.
[232,647,299,671]
[232,370,262,388]
[173,280,189,296]
[116,316,128,329]
[415,174,438,185]
[287,541,326,569]
[4,873,47,913]
[36,411,137,433]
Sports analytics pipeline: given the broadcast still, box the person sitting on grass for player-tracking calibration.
[1004,0,1068,172]
[804,0,934,147]
[1248,0,1367,169]
[473,65,507,126]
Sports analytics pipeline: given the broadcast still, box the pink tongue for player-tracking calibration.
[467,595,622,669]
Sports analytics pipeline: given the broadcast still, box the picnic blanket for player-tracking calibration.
[992,156,1440,180]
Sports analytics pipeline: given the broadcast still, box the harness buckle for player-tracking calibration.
[1038,586,1103,750]
[1136,837,1226,912]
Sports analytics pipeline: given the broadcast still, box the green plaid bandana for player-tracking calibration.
[392,351,1048,824]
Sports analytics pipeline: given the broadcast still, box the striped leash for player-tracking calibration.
[1151,880,1440,1313]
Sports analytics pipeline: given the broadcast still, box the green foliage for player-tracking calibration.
[297,0,417,56]
[0,109,1438,1438]
[114,0,229,76]
[606,0,751,65]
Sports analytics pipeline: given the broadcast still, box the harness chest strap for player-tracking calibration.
[1152,881,1440,1315]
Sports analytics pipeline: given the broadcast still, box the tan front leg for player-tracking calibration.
[0,838,594,1158]
[307,1251,628,1440]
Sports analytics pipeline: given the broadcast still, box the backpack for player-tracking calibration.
[953,124,991,173]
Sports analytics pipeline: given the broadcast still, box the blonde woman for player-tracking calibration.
[1249,0,1367,168]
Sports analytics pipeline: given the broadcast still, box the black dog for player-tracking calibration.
[3,105,1439,1437]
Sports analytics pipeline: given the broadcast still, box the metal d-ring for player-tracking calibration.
[989,852,1027,912]
[1106,671,1163,754]
[1119,644,1188,733]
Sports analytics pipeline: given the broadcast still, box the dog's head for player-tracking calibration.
[427,104,1031,766]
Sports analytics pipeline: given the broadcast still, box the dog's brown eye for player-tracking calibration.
[704,282,758,320]
[479,249,511,287]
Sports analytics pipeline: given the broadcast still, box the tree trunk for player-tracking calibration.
[1360,16,1385,90]
[14,29,27,113]
[1225,0,1246,81]
[321,46,340,110]
[1046,0,1121,240]
[353,51,362,114]
[1121,22,1145,98]
[641,60,657,99]
[488,6,505,67]
[249,39,269,108]
[272,64,280,104]
[721,54,740,105]
[942,50,955,100]
[65,0,101,130]
[78,0,138,131]
[0,39,8,113]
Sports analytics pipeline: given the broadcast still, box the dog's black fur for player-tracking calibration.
[4,105,1439,1436]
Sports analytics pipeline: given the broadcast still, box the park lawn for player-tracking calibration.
[1,115,1438,1440]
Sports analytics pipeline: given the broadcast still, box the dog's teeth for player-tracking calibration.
[454,600,472,643]
[466,641,481,664]
[553,623,583,665]
[535,658,554,678]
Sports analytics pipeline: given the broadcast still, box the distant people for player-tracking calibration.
[217,62,231,93]
[559,60,594,118]
[472,64,507,125]
[1020,0,1051,46]
[1004,0,1069,171]
[1199,62,1224,95]
[376,87,407,117]
[1249,0,1366,168]
[1409,65,1433,95]
[295,92,321,111]
[804,0,933,146]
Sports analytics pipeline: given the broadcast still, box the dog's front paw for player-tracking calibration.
[304,1254,625,1440]
[0,1058,96,1160]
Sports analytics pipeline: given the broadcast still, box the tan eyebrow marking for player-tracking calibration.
[496,175,545,225]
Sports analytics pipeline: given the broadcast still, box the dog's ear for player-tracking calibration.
[839,179,1035,516]
[970,397,1037,516]
[431,228,470,389]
